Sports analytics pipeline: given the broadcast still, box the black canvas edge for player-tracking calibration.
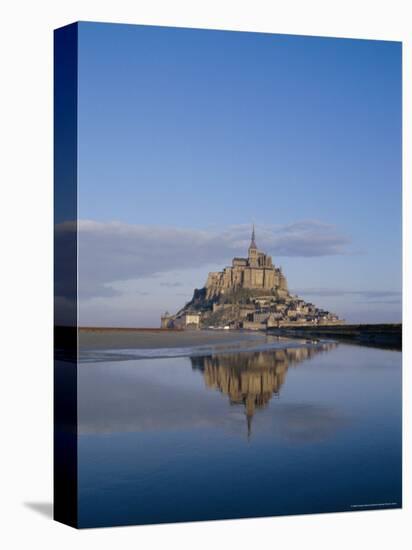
[53,22,79,529]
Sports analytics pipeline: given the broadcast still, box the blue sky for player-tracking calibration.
[76,22,402,326]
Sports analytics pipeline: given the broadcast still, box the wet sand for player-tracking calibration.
[79,328,268,350]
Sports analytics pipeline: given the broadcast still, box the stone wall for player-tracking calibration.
[205,249,287,300]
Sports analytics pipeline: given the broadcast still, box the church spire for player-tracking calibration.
[250,224,257,249]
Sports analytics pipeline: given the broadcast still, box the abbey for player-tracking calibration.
[205,225,288,300]
[161,226,344,330]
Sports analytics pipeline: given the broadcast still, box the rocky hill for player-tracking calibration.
[161,227,344,330]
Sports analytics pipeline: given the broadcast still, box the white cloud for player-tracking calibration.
[294,288,401,301]
[55,219,351,300]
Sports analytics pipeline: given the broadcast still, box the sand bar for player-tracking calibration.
[79,328,269,350]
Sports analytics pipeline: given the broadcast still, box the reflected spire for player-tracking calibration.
[247,413,252,441]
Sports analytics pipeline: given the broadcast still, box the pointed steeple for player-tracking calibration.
[250,224,257,250]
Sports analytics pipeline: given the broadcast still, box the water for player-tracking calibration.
[77,337,402,528]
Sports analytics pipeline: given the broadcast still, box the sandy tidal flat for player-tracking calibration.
[79,328,269,350]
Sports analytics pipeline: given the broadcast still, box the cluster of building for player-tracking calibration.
[240,295,341,330]
[161,226,344,330]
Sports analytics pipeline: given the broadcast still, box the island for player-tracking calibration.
[161,226,344,330]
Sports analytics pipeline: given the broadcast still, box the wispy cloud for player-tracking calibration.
[266,220,351,257]
[55,220,352,299]
[294,288,401,303]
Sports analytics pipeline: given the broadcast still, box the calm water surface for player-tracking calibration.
[77,335,402,527]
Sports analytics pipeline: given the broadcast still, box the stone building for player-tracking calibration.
[205,225,288,300]
[161,311,200,329]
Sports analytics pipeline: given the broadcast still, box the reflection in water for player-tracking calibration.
[191,342,337,438]
[77,341,402,527]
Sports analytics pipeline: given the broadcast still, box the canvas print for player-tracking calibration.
[54,22,402,528]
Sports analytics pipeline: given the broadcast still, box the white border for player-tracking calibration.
[1,1,410,548]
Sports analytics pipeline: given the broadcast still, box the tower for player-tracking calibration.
[248,224,258,267]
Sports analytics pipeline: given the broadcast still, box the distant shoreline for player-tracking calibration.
[79,327,184,332]
[267,323,402,351]
[76,323,401,331]
[54,324,402,352]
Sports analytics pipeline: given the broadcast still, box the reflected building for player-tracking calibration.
[191,342,337,438]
